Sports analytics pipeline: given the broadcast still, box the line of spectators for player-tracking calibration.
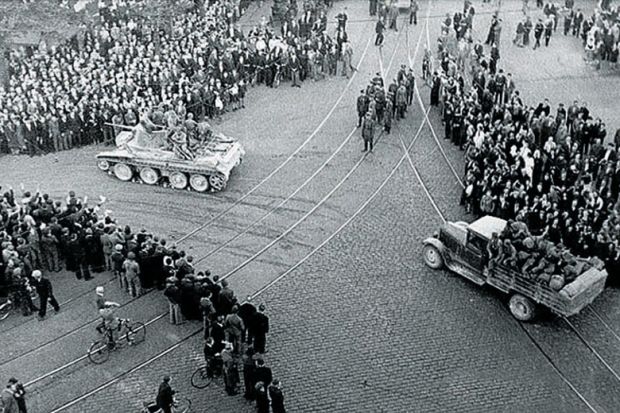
[432,9,620,285]
[0,0,351,156]
[162,256,285,410]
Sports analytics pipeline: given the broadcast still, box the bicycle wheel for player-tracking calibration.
[190,367,212,389]
[126,322,146,345]
[173,398,192,413]
[0,302,12,321]
[88,340,110,364]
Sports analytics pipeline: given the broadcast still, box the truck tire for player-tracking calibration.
[423,244,444,269]
[509,294,537,322]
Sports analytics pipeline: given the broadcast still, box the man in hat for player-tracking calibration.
[32,270,59,319]
[252,304,270,354]
[1,378,19,413]
[155,375,175,413]
[361,112,375,153]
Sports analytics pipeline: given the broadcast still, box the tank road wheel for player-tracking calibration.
[208,173,227,192]
[423,244,444,269]
[97,160,110,171]
[189,174,209,192]
[139,167,159,185]
[169,172,188,189]
[113,163,133,181]
[509,294,538,322]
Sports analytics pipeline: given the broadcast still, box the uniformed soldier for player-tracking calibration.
[361,112,374,152]
[356,90,369,128]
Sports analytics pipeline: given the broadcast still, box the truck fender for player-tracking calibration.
[422,237,447,255]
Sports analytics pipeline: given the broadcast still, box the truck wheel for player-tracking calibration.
[423,244,443,269]
[113,163,133,181]
[169,172,188,189]
[509,294,537,322]
[139,167,159,185]
[189,174,209,192]
[208,173,226,192]
[97,160,110,171]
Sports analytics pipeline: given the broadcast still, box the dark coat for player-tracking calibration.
[254,366,273,387]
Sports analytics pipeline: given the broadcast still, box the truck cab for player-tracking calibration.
[424,216,505,285]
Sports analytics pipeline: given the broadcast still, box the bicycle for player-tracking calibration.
[190,356,223,389]
[88,318,146,364]
[141,397,192,413]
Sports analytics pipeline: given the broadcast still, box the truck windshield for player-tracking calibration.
[467,232,487,252]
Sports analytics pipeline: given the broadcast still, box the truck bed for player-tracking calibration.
[486,265,607,317]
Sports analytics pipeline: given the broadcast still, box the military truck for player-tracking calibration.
[96,122,244,192]
[423,216,608,321]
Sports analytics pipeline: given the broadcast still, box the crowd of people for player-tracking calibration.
[0,184,111,318]
[162,256,286,411]
[0,0,352,156]
[432,5,620,284]
[510,1,619,69]
[580,4,620,70]
[0,179,287,410]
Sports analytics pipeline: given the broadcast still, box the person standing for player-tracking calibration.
[533,18,544,49]
[255,382,269,413]
[523,16,533,46]
[375,17,385,46]
[155,376,175,413]
[369,0,377,16]
[361,112,375,153]
[253,358,273,388]
[395,83,407,119]
[544,16,553,47]
[32,270,59,320]
[12,379,26,413]
[242,347,257,400]
[122,252,141,297]
[221,342,240,396]
[410,1,419,25]
[1,378,19,413]
[269,379,286,413]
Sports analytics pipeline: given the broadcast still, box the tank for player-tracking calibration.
[96,121,244,192]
